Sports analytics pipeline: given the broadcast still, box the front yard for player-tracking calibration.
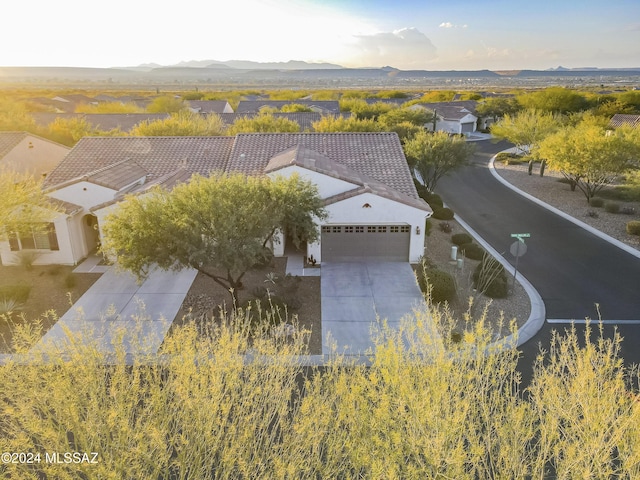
[0,265,101,352]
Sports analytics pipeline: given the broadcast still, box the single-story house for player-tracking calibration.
[411,102,479,135]
[187,100,234,114]
[0,133,431,266]
[0,132,70,178]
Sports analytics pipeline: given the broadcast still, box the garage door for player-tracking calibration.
[461,122,475,133]
[321,225,411,262]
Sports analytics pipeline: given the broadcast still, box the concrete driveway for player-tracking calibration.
[321,262,427,355]
[34,266,197,355]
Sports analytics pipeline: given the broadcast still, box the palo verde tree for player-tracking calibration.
[226,113,301,134]
[490,109,561,156]
[537,120,640,203]
[130,111,226,136]
[101,173,326,306]
[404,130,475,191]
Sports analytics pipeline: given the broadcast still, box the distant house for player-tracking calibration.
[187,100,233,114]
[0,133,430,266]
[0,132,69,178]
[411,101,479,135]
[236,100,341,115]
[609,114,640,129]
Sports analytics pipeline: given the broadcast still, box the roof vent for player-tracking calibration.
[362,203,372,208]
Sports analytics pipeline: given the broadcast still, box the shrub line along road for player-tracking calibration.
[435,139,640,381]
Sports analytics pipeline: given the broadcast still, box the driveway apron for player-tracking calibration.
[321,261,429,355]
[34,266,197,355]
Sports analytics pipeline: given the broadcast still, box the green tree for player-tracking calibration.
[146,95,187,113]
[101,174,326,305]
[339,99,395,120]
[311,115,382,133]
[0,168,63,246]
[475,97,520,122]
[490,109,561,155]
[404,130,475,191]
[0,97,37,132]
[45,117,108,146]
[280,103,313,113]
[226,113,301,134]
[517,87,588,114]
[537,121,640,202]
[76,101,143,114]
[130,111,226,136]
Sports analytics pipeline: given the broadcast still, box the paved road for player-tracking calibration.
[436,140,640,381]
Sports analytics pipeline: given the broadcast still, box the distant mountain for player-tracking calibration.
[140,59,344,70]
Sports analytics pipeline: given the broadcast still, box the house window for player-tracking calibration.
[8,223,59,251]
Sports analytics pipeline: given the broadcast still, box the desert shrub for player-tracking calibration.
[604,202,620,214]
[451,233,473,246]
[417,265,456,303]
[495,152,524,164]
[47,265,63,276]
[424,192,444,208]
[589,197,604,207]
[459,242,484,260]
[14,251,39,270]
[473,256,508,298]
[432,207,454,220]
[439,222,452,233]
[253,247,274,268]
[627,221,640,236]
[424,219,432,236]
[586,210,599,218]
[0,285,31,303]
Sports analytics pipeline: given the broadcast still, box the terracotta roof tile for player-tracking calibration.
[0,132,27,158]
[43,136,234,188]
[610,114,640,128]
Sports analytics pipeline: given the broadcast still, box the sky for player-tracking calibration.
[2,0,639,70]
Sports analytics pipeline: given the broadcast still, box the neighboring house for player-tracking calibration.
[187,100,233,114]
[0,133,430,266]
[0,132,70,178]
[411,101,479,135]
[236,100,341,115]
[609,114,640,129]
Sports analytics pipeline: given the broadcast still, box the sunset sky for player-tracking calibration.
[3,0,639,70]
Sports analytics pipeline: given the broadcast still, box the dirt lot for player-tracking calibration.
[170,257,322,354]
[0,265,101,352]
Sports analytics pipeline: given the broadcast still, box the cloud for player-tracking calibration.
[439,22,468,29]
[346,27,437,69]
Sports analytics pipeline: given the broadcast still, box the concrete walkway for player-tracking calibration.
[321,262,430,355]
[34,266,197,355]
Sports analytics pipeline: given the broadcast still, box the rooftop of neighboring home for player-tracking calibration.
[609,113,640,128]
[31,113,172,132]
[0,132,31,158]
[187,100,232,113]
[413,100,479,121]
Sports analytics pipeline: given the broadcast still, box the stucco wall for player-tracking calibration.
[267,166,358,198]
[48,181,117,211]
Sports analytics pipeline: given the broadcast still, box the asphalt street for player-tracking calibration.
[435,140,640,382]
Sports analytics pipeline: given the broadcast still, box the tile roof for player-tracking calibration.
[416,101,479,120]
[86,158,148,190]
[227,132,420,198]
[0,132,27,158]
[265,145,430,212]
[235,100,340,114]
[43,136,234,189]
[187,100,231,113]
[610,114,640,128]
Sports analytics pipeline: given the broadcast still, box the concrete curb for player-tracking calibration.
[489,153,640,260]
[451,213,546,347]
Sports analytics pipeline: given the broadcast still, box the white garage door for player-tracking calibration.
[321,225,411,262]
